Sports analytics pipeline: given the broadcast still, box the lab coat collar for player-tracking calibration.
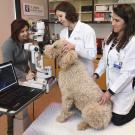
[68,20,81,38]
[63,20,81,38]
[73,20,81,32]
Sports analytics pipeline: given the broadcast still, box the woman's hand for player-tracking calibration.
[93,73,99,81]
[62,40,75,53]
[26,71,36,80]
[99,91,112,105]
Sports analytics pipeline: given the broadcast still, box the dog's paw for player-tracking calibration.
[56,115,66,123]
[77,121,90,130]
[56,111,75,123]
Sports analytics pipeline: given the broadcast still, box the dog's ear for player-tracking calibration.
[59,50,78,69]
[45,45,57,59]
[45,40,64,59]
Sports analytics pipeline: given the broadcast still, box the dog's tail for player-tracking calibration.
[82,102,112,129]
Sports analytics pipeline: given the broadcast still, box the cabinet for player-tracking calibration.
[94,4,113,22]
[94,0,118,22]
[49,0,135,23]
[49,0,94,23]
[94,0,135,23]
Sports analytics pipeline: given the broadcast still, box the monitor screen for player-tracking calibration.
[0,63,17,92]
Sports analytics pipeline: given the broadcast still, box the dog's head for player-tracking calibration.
[45,39,78,70]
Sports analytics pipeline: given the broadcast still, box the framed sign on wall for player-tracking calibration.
[15,0,49,21]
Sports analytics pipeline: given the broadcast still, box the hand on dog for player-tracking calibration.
[62,40,75,53]
[26,71,36,80]
[99,91,111,105]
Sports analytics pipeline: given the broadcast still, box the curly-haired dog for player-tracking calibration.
[45,40,112,130]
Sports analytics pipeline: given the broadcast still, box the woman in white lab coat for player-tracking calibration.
[55,1,97,76]
[94,4,135,126]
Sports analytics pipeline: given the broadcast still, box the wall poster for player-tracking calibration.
[15,0,49,21]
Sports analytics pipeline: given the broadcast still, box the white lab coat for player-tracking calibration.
[60,20,97,76]
[95,36,135,115]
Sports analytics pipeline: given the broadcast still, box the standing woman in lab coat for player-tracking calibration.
[93,4,135,126]
[55,1,97,76]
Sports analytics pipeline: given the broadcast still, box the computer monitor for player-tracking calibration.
[0,62,17,92]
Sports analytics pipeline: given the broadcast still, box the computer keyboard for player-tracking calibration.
[0,86,40,109]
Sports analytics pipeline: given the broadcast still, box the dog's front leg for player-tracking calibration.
[56,96,74,122]
[77,121,90,130]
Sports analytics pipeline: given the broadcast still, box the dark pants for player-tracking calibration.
[112,103,135,126]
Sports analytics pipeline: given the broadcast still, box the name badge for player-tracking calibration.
[113,63,122,69]
[74,37,81,40]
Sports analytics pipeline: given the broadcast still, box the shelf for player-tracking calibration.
[95,0,118,4]
[49,0,93,22]
[93,21,111,24]
[49,13,55,15]
[95,3,116,6]
[94,1,115,23]
[94,11,112,13]
[49,0,135,23]
[49,0,64,3]
[80,11,92,14]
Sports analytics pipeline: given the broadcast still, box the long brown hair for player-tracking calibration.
[106,4,135,52]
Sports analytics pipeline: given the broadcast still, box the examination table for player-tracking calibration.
[23,103,135,135]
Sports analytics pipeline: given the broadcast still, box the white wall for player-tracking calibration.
[50,23,112,40]
[91,23,112,39]
[0,0,15,63]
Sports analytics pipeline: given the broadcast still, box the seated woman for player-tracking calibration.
[2,19,36,81]
[1,19,36,135]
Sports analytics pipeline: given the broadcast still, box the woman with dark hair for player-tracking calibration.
[1,19,36,135]
[93,4,135,126]
[2,19,36,81]
[55,1,97,76]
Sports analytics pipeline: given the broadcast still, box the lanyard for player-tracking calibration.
[107,39,118,66]
[132,77,135,89]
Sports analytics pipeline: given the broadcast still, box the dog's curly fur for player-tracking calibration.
[45,40,112,130]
